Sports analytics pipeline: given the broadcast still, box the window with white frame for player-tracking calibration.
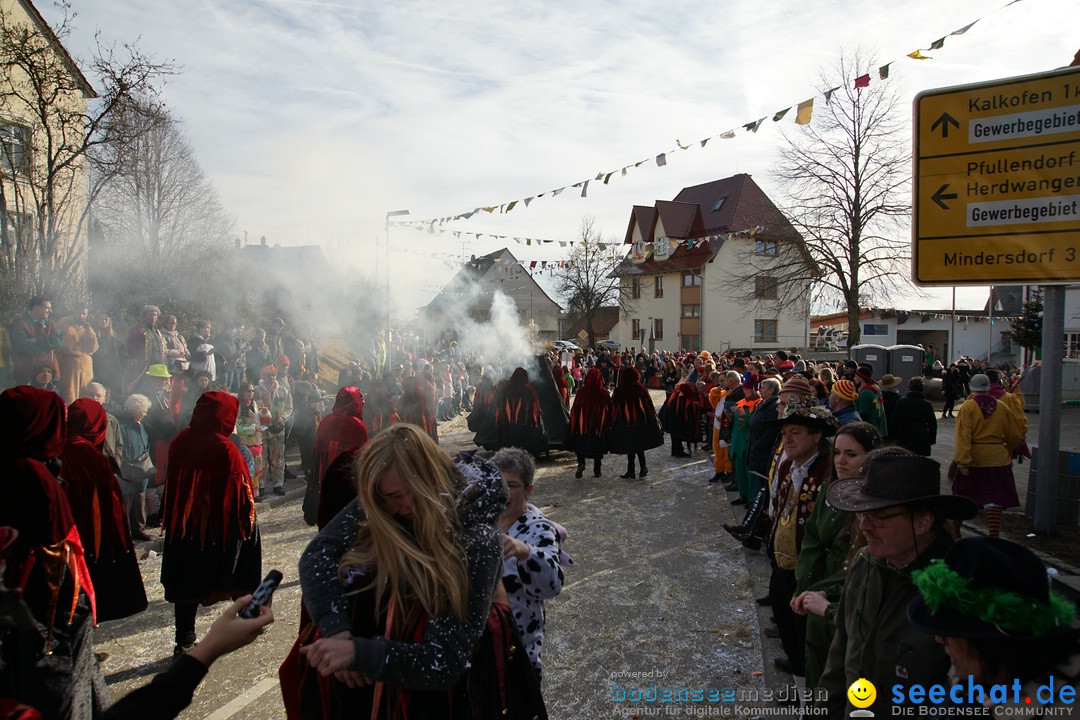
[1066,332,1080,360]
[754,239,777,256]
[654,275,664,298]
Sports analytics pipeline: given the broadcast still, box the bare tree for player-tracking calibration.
[554,216,633,347]
[734,50,911,349]
[0,3,173,313]
[92,101,232,258]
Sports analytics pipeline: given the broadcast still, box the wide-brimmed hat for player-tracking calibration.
[145,363,171,379]
[970,373,990,392]
[828,451,977,519]
[770,404,838,438]
[879,373,903,389]
[832,378,858,402]
[908,537,1077,640]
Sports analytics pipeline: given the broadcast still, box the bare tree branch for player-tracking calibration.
[553,216,632,347]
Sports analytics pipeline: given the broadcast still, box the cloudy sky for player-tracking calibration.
[43,0,1080,316]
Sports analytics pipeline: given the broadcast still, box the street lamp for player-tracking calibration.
[384,209,410,362]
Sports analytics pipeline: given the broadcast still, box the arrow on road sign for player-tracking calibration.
[931,184,958,210]
[930,112,960,138]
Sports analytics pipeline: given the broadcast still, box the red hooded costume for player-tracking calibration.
[0,387,101,719]
[363,378,398,436]
[494,367,549,456]
[312,386,369,529]
[565,368,612,457]
[161,391,261,605]
[659,381,704,445]
[399,376,438,441]
[608,367,664,454]
[59,399,148,622]
[551,363,569,406]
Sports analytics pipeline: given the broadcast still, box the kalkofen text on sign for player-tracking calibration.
[913,65,1080,285]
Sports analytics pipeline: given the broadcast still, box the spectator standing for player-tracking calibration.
[92,313,125,399]
[309,385,368,529]
[7,295,62,386]
[891,377,937,456]
[234,380,270,501]
[255,366,292,496]
[160,315,190,375]
[818,451,977,716]
[118,393,155,540]
[55,303,98,405]
[126,305,167,391]
[492,447,567,679]
[853,365,888,437]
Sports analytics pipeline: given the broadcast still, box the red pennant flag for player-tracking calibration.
[529,261,537,269]
[854,74,870,88]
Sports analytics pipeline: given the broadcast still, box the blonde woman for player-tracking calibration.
[295,424,545,719]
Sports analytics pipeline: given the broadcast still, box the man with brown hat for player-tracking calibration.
[766,404,837,682]
[817,451,977,717]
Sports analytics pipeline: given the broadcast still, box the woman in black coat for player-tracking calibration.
[941,365,962,418]
[890,377,938,456]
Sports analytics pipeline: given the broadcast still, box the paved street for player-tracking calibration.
[92,393,1080,719]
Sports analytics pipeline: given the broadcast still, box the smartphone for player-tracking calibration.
[239,569,283,619]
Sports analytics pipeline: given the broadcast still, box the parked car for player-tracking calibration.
[597,339,621,351]
[550,340,583,353]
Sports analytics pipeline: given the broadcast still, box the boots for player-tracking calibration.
[723,488,768,549]
[638,457,648,478]
[620,455,635,479]
[671,440,689,458]
[593,457,602,478]
[575,456,585,479]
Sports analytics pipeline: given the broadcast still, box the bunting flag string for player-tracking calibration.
[391,1,1025,231]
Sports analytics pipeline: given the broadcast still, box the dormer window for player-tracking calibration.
[712,196,727,212]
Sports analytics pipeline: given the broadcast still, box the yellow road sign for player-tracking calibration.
[913,65,1080,284]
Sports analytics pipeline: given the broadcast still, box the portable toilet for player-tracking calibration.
[888,345,925,392]
[850,344,888,380]
[1020,364,1040,413]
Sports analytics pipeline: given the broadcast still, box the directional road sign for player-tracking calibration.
[913,65,1080,284]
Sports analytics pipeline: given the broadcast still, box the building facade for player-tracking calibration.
[614,174,812,354]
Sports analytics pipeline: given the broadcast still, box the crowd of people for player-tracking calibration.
[0,292,1067,719]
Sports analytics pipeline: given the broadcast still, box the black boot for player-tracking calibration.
[620,455,635,479]
[723,488,767,540]
[593,457,602,478]
[638,456,648,478]
[575,456,585,479]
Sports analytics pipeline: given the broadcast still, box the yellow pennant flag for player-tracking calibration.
[907,49,931,60]
[795,98,814,125]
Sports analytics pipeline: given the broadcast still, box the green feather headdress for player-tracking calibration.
[913,559,1075,637]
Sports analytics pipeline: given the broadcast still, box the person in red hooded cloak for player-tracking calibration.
[608,367,663,479]
[309,386,369,529]
[564,368,612,478]
[0,386,105,719]
[59,398,148,623]
[494,367,549,456]
[161,391,262,656]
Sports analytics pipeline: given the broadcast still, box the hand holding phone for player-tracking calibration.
[240,569,283,619]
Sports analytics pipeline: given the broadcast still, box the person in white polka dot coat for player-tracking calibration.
[491,447,569,679]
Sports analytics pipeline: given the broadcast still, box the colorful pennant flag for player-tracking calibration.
[929,37,945,50]
[824,86,841,104]
[878,63,891,79]
[854,74,870,88]
[773,107,791,122]
[907,49,931,60]
[744,117,765,133]
[656,153,667,167]
[951,20,978,35]
[795,98,814,125]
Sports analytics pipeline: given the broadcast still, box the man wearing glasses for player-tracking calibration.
[817,451,977,717]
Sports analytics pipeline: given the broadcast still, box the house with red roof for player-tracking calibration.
[615,173,813,353]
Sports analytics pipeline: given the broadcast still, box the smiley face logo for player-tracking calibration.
[848,678,877,709]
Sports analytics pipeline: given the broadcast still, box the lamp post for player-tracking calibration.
[384,209,410,362]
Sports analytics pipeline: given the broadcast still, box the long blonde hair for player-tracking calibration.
[338,423,469,626]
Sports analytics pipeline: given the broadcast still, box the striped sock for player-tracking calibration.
[985,506,1003,538]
